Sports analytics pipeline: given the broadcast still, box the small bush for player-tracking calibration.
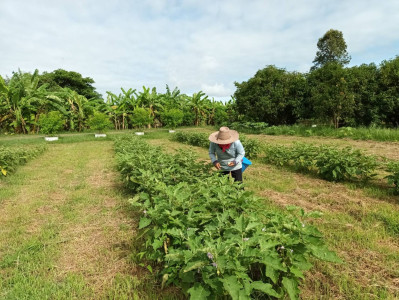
[131,108,154,128]
[39,111,64,135]
[87,112,112,133]
[161,109,184,129]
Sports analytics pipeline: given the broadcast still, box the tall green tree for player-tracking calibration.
[346,64,379,126]
[311,29,351,70]
[0,70,63,133]
[39,69,102,100]
[308,62,354,128]
[137,86,163,126]
[234,65,303,125]
[378,56,399,126]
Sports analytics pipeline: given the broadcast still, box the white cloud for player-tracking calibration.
[201,83,230,97]
[1,0,398,100]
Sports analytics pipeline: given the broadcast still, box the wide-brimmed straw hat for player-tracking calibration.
[208,127,239,144]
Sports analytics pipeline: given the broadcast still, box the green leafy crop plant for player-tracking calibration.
[384,161,399,194]
[0,145,47,177]
[114,136,341,299]
[263,143,378,182]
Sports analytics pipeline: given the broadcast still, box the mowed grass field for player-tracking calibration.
[1,129,399,299]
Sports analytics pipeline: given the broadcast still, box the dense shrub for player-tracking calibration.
[131,107,154,128]
[161,109,184,129]
[38,111,65,135]
[87,112,112,133]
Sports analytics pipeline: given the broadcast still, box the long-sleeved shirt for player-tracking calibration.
[209,140,245,171]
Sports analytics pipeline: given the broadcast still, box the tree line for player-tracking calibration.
[0,69,232,134]
[1,29,398,134]
[234,29,399,128]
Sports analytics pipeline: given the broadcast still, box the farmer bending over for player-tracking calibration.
[209,127,245,182]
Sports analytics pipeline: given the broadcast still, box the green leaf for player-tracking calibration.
[234,215,245,232]
[187,283,210,300]
[282,277,299,300]
[266,266,279,283]
[138,217,151,229]
[180,270,195,283]
[262,254,287,271]
[251,281,280,297]
[222,276,243,300]
[289,266,304,279]
[245,222,261,232]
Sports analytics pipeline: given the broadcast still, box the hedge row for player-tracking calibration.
[114,136,340,300]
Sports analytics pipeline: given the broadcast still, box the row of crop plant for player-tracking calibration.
[114,135,341,299]
[170,131,399,193]
[229,122,399,142]
[263,143,399,192]
[0,145,47,177]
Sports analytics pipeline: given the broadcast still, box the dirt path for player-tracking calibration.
[0,141,140,299]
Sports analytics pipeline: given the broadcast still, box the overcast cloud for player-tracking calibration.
[1,0,399,100]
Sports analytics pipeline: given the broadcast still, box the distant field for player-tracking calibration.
[1,129,398,299]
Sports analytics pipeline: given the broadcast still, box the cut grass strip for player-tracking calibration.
[0,140,180,299]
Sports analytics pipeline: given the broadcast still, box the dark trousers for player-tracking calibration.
[222,168,243,182]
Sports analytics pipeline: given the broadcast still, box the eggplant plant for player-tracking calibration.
[0,145,47,177]
[114,136,341,299]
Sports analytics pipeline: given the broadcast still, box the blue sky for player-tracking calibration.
[1,0,399,101]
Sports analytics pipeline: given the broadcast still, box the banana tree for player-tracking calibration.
[50,88,89,131]
[161,85,181,110]
[189,91,209,126]
[106,91,121,129]
[119,88,138,129]
[137,86,163,127]
[0,70,51,133]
